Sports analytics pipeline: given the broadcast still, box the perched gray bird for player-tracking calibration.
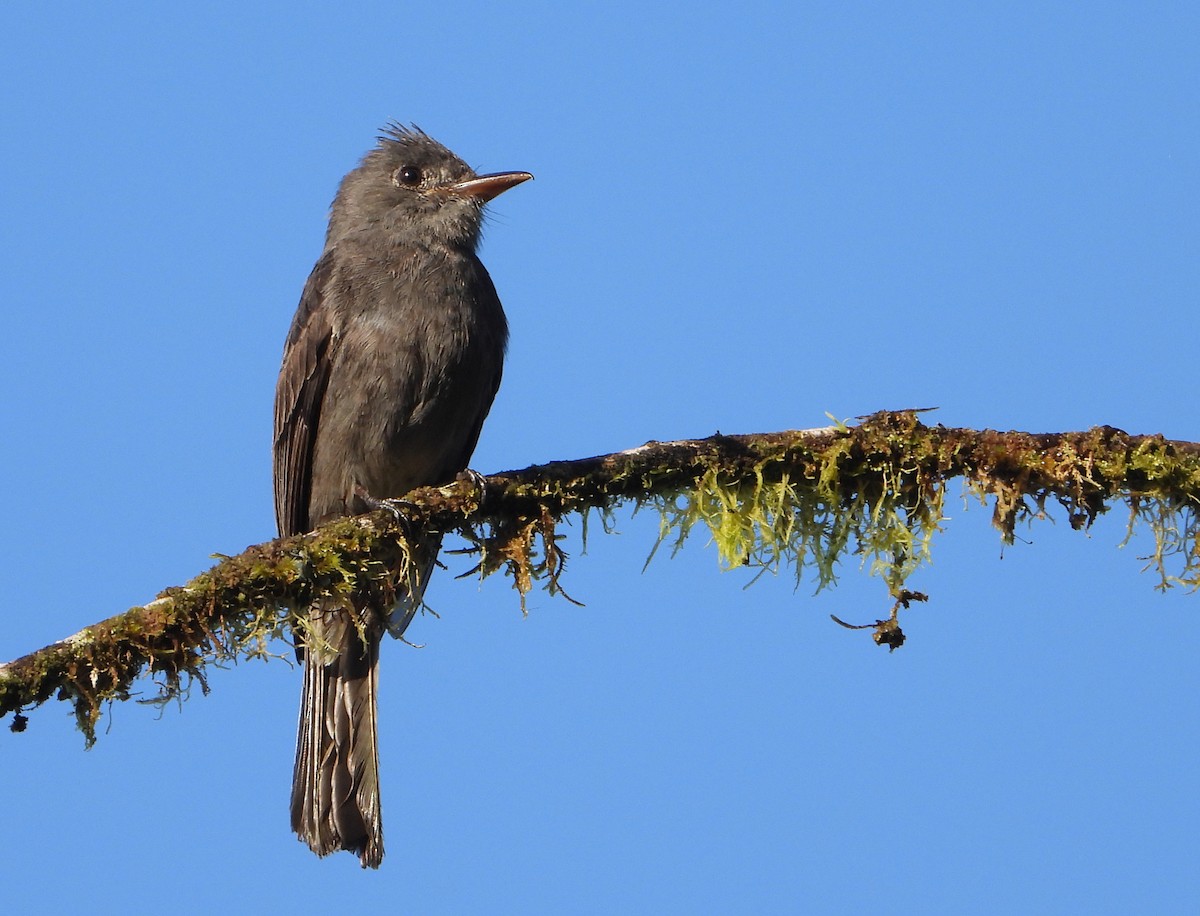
[273,124,531,868]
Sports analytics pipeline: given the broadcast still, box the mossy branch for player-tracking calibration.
[3,410,1198,743]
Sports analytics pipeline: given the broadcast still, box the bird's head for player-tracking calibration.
[326,123,532,250]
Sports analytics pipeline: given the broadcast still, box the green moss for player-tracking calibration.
[645,413,947,596]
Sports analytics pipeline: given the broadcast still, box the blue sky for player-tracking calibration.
[1,3,1197,913]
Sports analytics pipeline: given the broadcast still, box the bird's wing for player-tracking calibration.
[274,251,339,538]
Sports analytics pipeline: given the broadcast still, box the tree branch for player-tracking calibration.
[3,410,1198,742]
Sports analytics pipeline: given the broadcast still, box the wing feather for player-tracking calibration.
[274,252,339,538]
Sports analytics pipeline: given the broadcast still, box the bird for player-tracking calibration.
[273,123,531,868]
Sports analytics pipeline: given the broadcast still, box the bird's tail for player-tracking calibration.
[290,607,384,868]
[289,538,439,868]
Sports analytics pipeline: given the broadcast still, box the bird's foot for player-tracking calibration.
[445,468,489,505]
[355,485,417,524]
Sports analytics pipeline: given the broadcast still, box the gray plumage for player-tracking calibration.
[273,124,530,868]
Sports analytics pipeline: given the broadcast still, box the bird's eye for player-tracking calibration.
[395,166,423,187]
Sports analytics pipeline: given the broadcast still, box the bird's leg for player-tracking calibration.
[456,468,487,490]
[354,487,424,575]
[354,484,418,525]
[445,468,489,508]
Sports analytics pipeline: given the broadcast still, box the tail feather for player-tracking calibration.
[291,610,384,868]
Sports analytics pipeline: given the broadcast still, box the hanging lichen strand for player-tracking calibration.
[2,411,1198,742]
[641,412,1199,596]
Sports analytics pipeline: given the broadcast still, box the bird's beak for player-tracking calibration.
[448,171,534,202]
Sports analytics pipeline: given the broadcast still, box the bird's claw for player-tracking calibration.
[356,485,417,523]
[453,468,488,501]
[375,498,419,524]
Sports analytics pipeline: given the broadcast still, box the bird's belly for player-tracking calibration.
[306,335,497,525]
